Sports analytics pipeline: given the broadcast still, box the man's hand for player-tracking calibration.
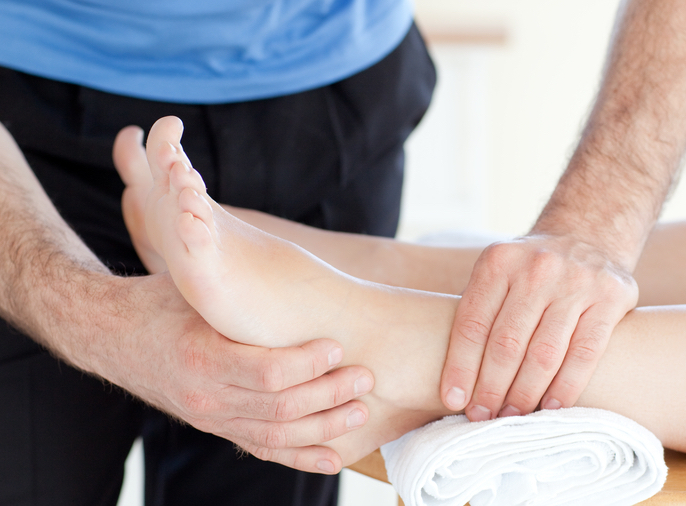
[97,272,374,475]
[440,234,638,421]
[0,122,373,475]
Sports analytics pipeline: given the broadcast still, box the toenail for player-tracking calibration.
[354,376,373,396]
[346,409,366,429]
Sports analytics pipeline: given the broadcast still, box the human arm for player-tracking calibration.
[0,122,374,474]
[441,0,686,421]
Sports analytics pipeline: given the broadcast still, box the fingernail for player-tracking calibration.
[346,408,366,429]
[499,405,521,418]
[354,376,373,396]
[317,460,336,474]
[328,347,343,367]
[542,398,562,410]
[469,405,492,422]
[446,387,466,410]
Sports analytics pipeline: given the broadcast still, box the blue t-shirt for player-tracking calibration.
[0,0,413,103]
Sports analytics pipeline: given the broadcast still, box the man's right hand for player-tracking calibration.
[98,272,374,475]
[0,121,371,475]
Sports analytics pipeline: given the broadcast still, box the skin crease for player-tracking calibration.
[115,116,686,469]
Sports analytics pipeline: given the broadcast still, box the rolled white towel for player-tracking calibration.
[380,407,667,506]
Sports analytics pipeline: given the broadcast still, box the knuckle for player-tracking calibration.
[251,445,275,462]
[491,334,524,362]
[444,361,480,385]
[475,245,511,277]
[456,317,491,345]
[270,392,301,422]
[289,452,311,472]
[181,389,215,417]
[528,341,564,372]
[320,418,338,442]
[239,394,269,419]
[569,324,610,365]
[262,425,289,449]
[259,357,285,392]
[183,340,214,377]
[475,385,503,405]
[329,380,346,408]
[531,249,559,271]
[556,374,585,398]
[482,242,509,264]
[567,341,600,365]
[509,389,541,410]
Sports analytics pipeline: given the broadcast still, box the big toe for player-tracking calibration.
[146,116,190,181]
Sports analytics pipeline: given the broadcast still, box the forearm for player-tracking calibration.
[0,123,125,376]
[535,0,686,269]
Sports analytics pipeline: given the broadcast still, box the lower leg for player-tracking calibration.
[633,222,686,306]
[206,215,686,305]
[116,123,686,306]
[576,305,686,452]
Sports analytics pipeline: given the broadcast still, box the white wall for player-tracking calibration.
[400,0,686,241]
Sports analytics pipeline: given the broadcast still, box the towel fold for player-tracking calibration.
[380,407,667,506]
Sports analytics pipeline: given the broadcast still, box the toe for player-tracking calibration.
[148,116,184,151]
[176,211,214,255]
[169,160,207,196]
[146,116,184,181]
[179,187,214,229]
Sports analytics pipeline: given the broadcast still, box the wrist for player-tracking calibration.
[1,243,152,387]
[531,159,657,271]
[526,223,635,273]
[14,265,128,376]
[45,272,173,385]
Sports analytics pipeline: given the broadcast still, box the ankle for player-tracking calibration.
[341,284,459,415]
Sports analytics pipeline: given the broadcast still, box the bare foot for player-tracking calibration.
[121,116,461,463]
[143,117,370,348]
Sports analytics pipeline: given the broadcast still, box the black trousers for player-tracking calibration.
[0,24,435,506]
